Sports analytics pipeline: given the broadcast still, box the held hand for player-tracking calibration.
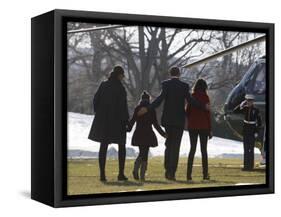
[205,103,210,111]
[126,124,132,132]
[137,107,148,116]
[208,131,213,139]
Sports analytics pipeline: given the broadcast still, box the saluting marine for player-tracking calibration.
[233,94,262,171]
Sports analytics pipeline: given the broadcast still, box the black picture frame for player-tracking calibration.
[31,9,274,207]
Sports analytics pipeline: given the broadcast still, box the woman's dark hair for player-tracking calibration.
[193,78,208,93]
[109,65,124,80]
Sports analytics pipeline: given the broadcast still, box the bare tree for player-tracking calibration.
[67,24,265,115]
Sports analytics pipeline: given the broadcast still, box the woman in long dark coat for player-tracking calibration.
[88,66,129,182]
[127,91,167,181]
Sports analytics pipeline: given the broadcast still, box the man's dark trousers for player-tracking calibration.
[243,124,256,170]
[164,126,184,178]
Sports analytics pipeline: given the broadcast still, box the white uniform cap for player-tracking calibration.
[245,94,255,100]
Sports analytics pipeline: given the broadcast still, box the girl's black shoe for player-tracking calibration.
[132,170,139,180]
[203,175,210,182]
[186,177,193,183]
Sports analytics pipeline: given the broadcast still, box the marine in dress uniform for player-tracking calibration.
[234,94,262,171]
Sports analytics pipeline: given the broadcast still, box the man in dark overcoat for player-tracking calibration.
[88,66,129,182]
[138,67,208,180]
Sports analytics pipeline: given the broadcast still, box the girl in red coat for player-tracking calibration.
[127,91,167,181]
[186,79,212,182]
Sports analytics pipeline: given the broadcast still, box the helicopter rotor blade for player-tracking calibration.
[182,34,266,69]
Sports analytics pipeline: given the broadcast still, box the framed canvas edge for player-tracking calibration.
[51,9,274,208]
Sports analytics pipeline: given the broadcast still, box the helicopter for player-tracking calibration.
[223,56,266,163]
[182,35,266,163]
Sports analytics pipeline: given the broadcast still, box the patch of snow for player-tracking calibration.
[67,112,260,158]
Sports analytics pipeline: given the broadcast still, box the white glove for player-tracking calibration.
[240,100,247,109]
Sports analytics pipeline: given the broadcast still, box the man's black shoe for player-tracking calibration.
[118,174,128,181]
[203,174,210,180]
[100,176,107,182]
[167,176,176,181]
[203,175,211,183]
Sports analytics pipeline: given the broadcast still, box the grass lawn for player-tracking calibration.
[67,157,266,195]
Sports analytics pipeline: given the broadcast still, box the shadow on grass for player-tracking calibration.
[102,177,244,186]
[210,166,266,173]
[104,180,144,187]
[103,179,184,186]
[248,168,266,173]
[143,180,170,185]
[220,175,265,179]
[173,179,219,185]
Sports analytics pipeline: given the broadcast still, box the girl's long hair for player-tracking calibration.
[192,78,208,93]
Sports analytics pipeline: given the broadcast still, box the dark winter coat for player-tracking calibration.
[149,78,205,129]
[128,101,166,147]
[88,78,129,144]
[186,91,212,131]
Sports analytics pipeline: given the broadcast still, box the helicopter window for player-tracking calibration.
[243,63,257,86]
[244,63,264,94]
[253,63,266,94]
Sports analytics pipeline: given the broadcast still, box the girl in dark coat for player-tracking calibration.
[127,91,167,181]
[186,78,212,182]
[88,66,129,182]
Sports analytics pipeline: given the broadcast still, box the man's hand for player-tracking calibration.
[137,107,148,116]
